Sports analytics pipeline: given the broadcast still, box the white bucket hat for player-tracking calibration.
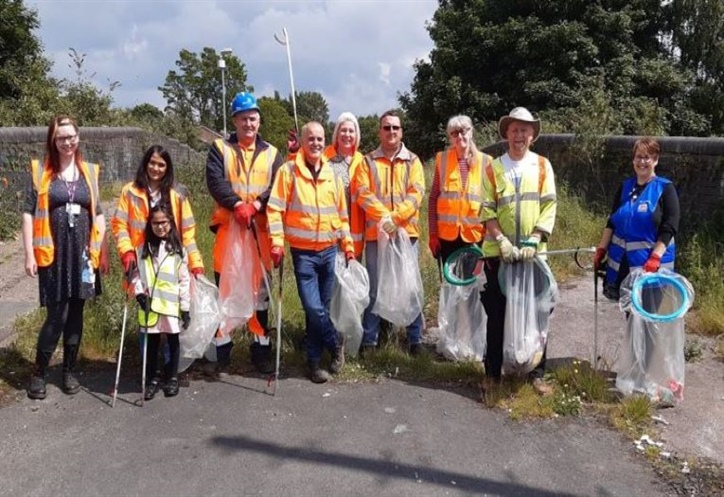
[498,107,541,141]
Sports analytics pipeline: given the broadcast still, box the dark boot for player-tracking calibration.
[329,332,346,375]
[163,377,179,397]
[203,342,233,379]
[308,361,331,384]
[62,345,81,395]
[250,342,274,374]
[27,372,47,400]
[144,377,161,401]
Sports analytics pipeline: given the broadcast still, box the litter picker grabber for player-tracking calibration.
[110,269,134,408]
[274,28,298,133]
[271,258,283,395]
[574,250,605,371]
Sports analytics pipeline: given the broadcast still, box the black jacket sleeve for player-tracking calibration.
[205,141,240,212]
[605,184,623,230]
[656,183,679,246]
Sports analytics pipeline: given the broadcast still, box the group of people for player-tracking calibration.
[21,92,679,400]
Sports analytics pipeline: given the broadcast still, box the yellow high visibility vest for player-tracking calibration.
[136,249,183,327]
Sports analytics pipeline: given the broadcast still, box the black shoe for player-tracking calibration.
[330,333,346,375]
[144,378,160,401]
[409,343,424,357]
[308,362,331,384]
[27,375,47,400]
[163,377,179,397]
[250,342,274,374]
[61,372,81,395]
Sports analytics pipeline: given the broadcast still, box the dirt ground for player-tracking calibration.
[1,231,722,470]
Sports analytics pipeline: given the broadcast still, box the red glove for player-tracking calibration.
[121,251,136,273]
[593,247,607,272]
[287,129,300,154]
[428,235,441,259]
[271,246,284,268]
[191,267,204,277]
[345,250,355,267]
[233,203,256,227]
[643,252,661,273]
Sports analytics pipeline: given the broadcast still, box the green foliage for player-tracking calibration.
[610,395,653,439]
[281,91,329,127]
[258,97,295,152]
[548,359,614,404]
[357,114,380,154]
[159,47,251,133]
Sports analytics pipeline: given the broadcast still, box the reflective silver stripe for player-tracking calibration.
[129,193,145,211]
[438,214,458,223]
[439,191,457,200]
[608,259,621,271]
[467,193,482,202]
[117,232,131,242]
[540,193,556,203]
[392,194,405,204]
[186,242,198,252]
[130,219,146,230]
[483,201,497,209]
[352,233,364,241]
[661,261,675,269]
[626,241,653,251]
[182,215,195,225]
[115,209,129,221]
[287,226,335,242]
[484,233,497,242]
[337,228,351,239]
[268,198,286,210]
[154,289,180,303]
[519,192,540,202]
[498,195,515,207]
[461,216,480,225]
[403,195,419,209]
[33,236,53,247]
[288,203,337,215]
[367,156,383,199]
[361,196,383,210]
[268,221,284,232]
[34,210,49,219]
[611,235,626,249]
[90,240,102,250]
[156,271,178,284]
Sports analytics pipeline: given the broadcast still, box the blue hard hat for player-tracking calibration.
[230,92,260,116]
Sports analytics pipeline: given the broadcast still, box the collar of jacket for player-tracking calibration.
[369,142,415,162]
[293,152,333,182]
[226,132,271,151]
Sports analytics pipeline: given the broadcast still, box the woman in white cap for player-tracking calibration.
[479,106,557,395]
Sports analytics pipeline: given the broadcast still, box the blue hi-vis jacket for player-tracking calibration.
[606,176,675,285]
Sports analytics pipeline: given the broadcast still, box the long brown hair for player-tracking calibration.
[45,115,83,173]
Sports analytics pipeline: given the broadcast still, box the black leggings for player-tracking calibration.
[145,333,180,380]
[35,298,85,373]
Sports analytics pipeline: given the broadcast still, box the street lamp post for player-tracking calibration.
[218,48,233,138]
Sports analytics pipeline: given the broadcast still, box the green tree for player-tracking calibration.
[400,0,707,157]
[159,47,251,133]
[357,114,380,154]
[282,91,329,127]
[258,96,294,151]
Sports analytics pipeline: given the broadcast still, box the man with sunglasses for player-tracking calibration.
[352,110,426,356]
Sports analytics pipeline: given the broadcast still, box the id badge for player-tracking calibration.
[66,202,80,227]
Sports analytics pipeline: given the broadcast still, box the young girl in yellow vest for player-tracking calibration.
[131,202,191,400]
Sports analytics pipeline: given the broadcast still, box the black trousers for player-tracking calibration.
[146,333,180,380]
[439,237,479,265]
[479,259,547,379]
[35,298,85,374]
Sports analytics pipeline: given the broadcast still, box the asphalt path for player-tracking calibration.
[0,371,666,497]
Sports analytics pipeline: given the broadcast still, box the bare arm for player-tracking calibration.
[22,213,36,277]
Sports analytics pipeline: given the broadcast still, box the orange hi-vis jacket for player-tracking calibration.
[352,144,425,252]
[111,183,204,271]
[209,138,278,273]
[434,149,491,243]
[324,145,366,255]
[30,159,103,268]
[267,153,354,254]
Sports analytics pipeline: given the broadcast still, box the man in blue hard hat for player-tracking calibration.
[205,91,284,376]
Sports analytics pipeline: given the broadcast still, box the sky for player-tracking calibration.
[26,0,438,120]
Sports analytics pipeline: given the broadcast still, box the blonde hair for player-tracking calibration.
[446,115,479,163]
[332,112,361,151]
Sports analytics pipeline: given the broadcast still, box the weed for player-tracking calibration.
[548,359,614,403]
[683,337,704,363]
[610,395,653,439]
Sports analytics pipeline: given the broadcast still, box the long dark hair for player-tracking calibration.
[45,115,83,173]
[133,145,175,198]
[141,202,183,259]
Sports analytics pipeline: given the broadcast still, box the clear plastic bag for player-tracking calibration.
[372,227,424,327]
[501,258,558,375]
[615,268,694,404]
[435,278,487,362]
[330,253,370,357]
[180,275,221,360]
[218,219,259,334]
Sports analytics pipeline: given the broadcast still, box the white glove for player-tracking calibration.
[381,215,397,235]
[497,235,517,263]
[520,235,540,261]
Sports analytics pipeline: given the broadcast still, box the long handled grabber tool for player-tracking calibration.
[274,27,298,133]
[111,267,134,408]
[575,249,605,371]
[271,258,283,396]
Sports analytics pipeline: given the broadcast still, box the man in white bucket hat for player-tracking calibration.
[480,106,557,396]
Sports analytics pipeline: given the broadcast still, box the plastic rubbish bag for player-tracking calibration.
[501,258,558,375]
[218,219,259,334]
[330,253,370,357]
[372,227,424,327]
[615,268,694,404]
[180,275,221,359]
[435,276,487,362]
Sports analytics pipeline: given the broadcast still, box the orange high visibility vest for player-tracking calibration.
[111,184,204,271]
[324,145,366,256]
[267,153,353,253]
[30,159,103,268]
[435,149,491,243]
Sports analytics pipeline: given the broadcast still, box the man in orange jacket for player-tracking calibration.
[205,92,284,375]
[352,110,426,355]
[267,121,354,383]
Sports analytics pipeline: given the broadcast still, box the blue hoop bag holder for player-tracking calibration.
[616,268,694,404]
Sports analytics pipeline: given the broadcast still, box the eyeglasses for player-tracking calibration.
[382,125,401,132]
[151,220,170,228]
[634,155,655,163]
[450,128,470,138]
[55,135,78,144]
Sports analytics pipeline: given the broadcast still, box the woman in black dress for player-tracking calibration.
[22,115,107,400]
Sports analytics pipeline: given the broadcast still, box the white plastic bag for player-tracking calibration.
[615,268,694,404]
[435,278,487,362]
[218,219,258,334]
[330,253,370,357]
[372,227,424,327]
[180,275,221,359]
[501,258,558,375]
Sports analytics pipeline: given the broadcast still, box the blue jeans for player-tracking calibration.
[291,245,340,363]
[362,239,423,346]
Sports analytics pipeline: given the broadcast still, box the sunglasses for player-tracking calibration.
[450,128,470,138]
[382,125,401,131]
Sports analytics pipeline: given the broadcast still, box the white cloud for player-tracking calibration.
[27,0,438,118]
